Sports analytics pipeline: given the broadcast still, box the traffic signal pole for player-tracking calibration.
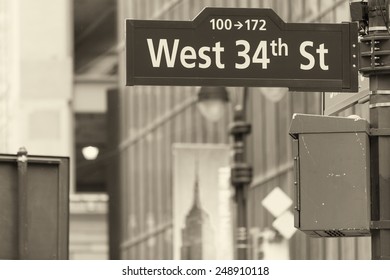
[362,0,390,260]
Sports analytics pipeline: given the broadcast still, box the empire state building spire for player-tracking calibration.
[180,157,216,259]
[193,160,201,207]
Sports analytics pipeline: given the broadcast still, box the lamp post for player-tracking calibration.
[197,86,229,122]
[229,87,252,260]
[360,0,390,260]
[197,86,252,260]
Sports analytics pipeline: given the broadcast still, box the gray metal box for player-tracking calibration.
[289,114,370,237]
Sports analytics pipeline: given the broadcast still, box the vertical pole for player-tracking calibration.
[367,0,390,260]
[107,89,121,260]
[230,87,252,260]
[17,147,28,259]
[235,183,248,259]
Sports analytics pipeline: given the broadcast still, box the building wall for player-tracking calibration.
[117,0,370,259]
[69,195,109,260]
[7,0,73,157]
[0,0,110,260]
[0,0,17,151]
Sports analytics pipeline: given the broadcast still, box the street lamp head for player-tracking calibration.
[197,86,229,122]
[82,145,99,160]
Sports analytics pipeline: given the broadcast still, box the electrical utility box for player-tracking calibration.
[289,114,370,238]
[0,153,69,259]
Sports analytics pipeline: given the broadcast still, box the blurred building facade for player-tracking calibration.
[0,0,372,260]
[71,0,118,259]
[0,0,72,156]
[0,0,111,259]
[115,0,371,260]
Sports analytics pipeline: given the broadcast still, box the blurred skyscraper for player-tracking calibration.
[180,166,216,260]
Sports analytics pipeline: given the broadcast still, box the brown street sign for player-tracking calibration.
[126,7,358,92]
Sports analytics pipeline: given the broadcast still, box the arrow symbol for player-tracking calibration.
[234,21,243,30]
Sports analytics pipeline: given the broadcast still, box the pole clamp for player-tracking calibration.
[371,220,390,230]
[231,163,253,186]
[370,128,390,136]
[360,33,390,75]
[369,102,390,108]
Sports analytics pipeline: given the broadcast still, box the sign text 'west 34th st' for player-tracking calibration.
[126,8,358,92]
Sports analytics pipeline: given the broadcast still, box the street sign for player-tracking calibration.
[261,187,296,240]
[261,186,292,218]
[0,153,69,259]
[126,7,358,92]
[272,211,297,240]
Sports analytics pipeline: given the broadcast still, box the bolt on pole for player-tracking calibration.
[361,0,390,260]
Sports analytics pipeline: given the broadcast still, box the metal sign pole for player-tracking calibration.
[363,0,390,260]
[17,147,29,259]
